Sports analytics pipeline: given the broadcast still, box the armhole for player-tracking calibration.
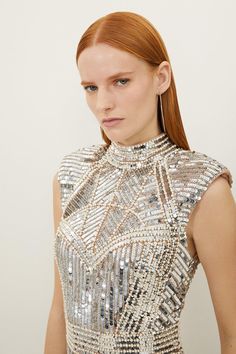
[217,168,233,188]
[186,166,233,229]
[178,159,233,262]
[187,166,233,220]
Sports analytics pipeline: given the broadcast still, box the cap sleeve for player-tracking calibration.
[167,149,233,250]
[57,144,106,214]
[218,167,233,188]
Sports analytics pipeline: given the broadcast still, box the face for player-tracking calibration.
[77,43,171,146]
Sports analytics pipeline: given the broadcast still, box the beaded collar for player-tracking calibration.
[104,132,179,169]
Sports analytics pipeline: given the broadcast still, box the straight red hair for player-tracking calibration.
[76,11,190,150]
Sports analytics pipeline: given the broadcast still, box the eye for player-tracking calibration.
[115,78,130,86]
[83,85,97,93]
[83,78,130,93]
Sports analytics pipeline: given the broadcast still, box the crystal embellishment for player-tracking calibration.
[54,131,233,353]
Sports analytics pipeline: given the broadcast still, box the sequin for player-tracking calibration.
[54,132,233,354]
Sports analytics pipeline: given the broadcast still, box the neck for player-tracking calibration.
[105,132,179,169]
[115,130,164,147]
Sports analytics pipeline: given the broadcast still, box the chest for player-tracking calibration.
[54,162,199,334]
[60,163,179,256]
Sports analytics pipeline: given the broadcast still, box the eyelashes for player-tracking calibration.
[83,78,130,93]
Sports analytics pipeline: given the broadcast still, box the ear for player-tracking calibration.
[154,61,172,95]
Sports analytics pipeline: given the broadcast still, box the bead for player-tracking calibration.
[54,132,233,354]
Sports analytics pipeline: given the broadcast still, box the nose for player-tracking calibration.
[96,87,115,113]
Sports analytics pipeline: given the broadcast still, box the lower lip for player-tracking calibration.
[103,119,124,127]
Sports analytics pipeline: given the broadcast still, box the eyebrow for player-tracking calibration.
[80,71,134,86]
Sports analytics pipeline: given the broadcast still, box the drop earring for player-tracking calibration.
[159,93,166,132]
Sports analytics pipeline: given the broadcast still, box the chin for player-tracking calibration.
[103,130,124,142]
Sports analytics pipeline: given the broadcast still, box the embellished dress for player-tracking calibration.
[54,132,233,354]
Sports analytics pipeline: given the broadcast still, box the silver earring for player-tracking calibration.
[159,94,166,132]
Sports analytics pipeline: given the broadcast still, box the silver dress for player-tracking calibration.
[54,132,233,354]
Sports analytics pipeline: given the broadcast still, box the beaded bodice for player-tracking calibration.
[54,132,233,354]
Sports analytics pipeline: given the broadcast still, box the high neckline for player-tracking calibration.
[104,132,179,169]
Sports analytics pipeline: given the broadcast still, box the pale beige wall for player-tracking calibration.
[1,1,235,353]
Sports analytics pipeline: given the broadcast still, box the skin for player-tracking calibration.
[77,43,171,146]
[44,43,236,353]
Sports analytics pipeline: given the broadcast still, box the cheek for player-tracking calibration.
[124,83,157,118]
[85,95,95,111]
[126,81,153,102]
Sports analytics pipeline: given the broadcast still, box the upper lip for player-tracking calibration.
[102,117,124,122]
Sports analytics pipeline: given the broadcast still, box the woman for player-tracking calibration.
[44,11,236,354]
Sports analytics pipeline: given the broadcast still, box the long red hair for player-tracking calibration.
[76,11,190,150]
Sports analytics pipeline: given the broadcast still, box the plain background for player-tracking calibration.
[1,1,235,353]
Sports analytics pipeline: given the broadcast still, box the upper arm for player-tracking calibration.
[51,172,64,313]
[190,176,236,340]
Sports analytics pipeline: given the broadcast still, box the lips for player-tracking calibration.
[102,118,124,127]
[102,117,123,123]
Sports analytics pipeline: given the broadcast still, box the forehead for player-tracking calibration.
[77,43,149,81]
